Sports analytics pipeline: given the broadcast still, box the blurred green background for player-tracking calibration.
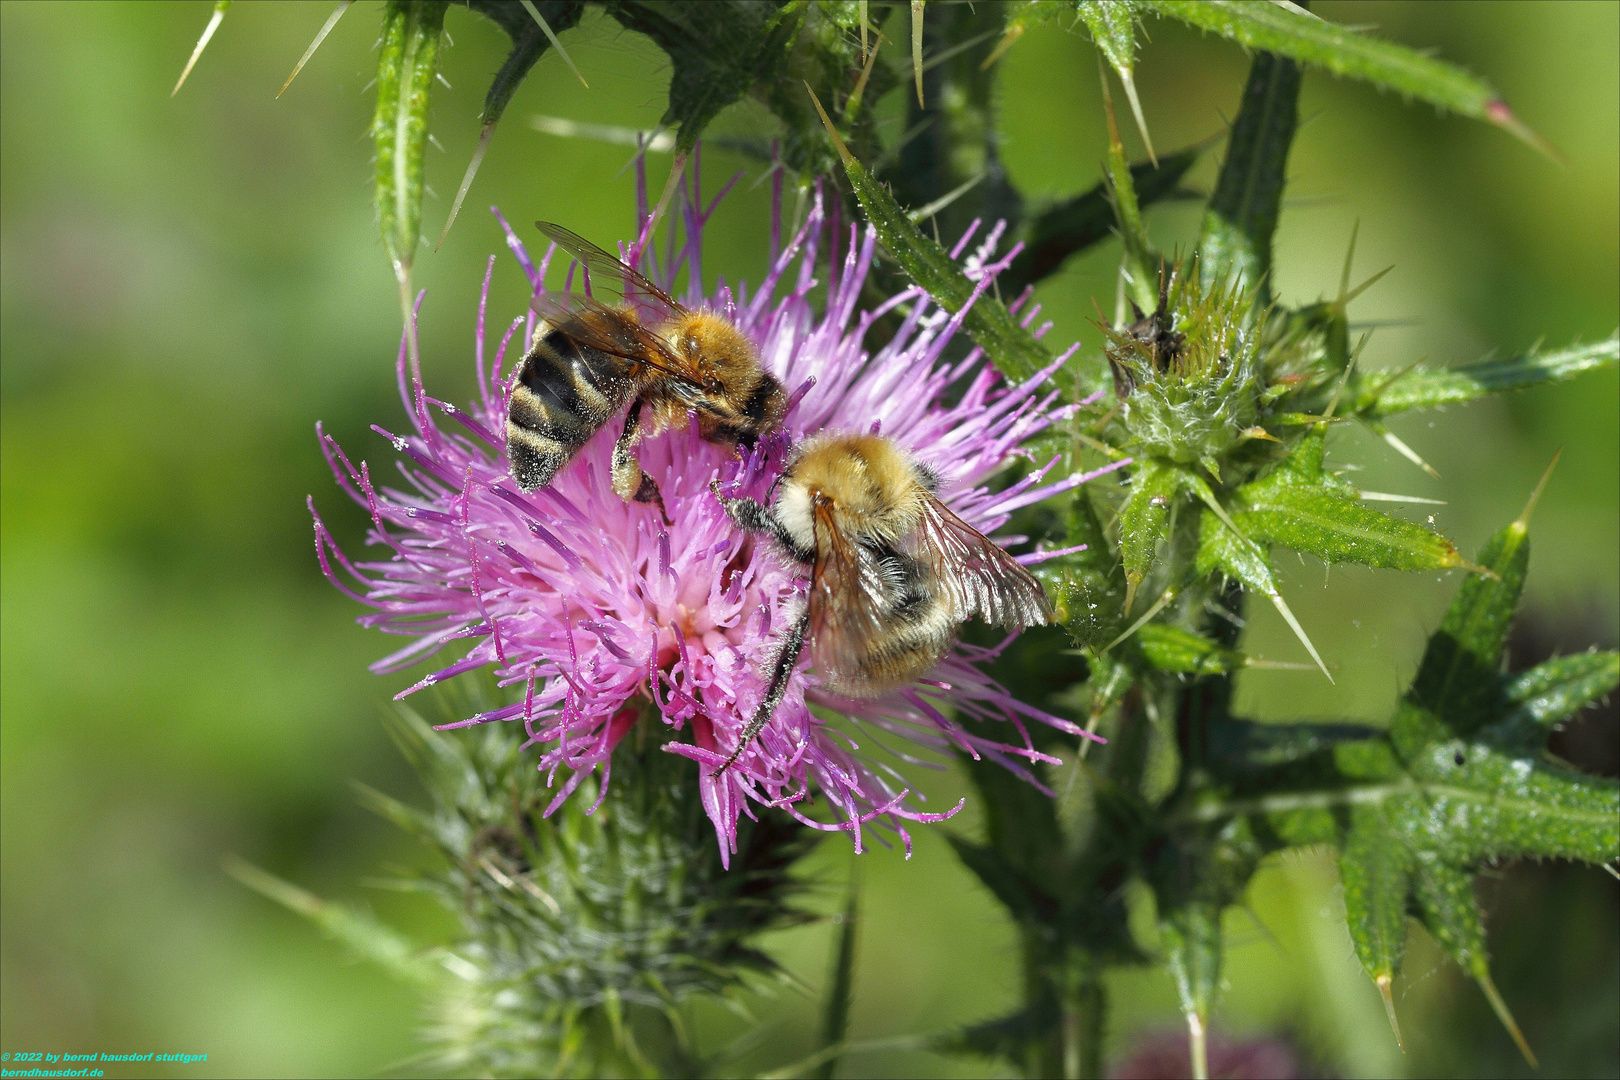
[2,2,1615,1076]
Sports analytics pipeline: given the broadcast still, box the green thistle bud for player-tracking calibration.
[1106,266,1266,479]
[380,690,814,1078]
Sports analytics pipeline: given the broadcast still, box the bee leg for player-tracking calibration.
[635,474,673,527]
[612,401,673,525]
[713,606,809,776]
[709,482,774,533]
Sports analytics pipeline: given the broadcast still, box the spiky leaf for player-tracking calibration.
[1357,335,1620,417]
[1231,426,1464,572]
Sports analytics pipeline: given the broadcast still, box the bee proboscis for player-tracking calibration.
[506,223,787,516]
[712,433,1054,773]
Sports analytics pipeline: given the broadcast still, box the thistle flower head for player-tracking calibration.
[313,165,1116,864]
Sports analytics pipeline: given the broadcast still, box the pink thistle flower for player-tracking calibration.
[311,161,1127,866]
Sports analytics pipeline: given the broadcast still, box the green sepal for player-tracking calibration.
[226,856,442,987]
[373,1,449,278]
[1229,426,1463,572]
[1356,335,1619,417]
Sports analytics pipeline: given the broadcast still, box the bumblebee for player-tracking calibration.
[711,433,1053,772]
[507,223,787,517]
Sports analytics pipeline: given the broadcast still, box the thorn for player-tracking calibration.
[1378,426,1441,479]
[1603,861,1620,881]
[1269,0,1320,16]
[1475,968,1538,1069]
[1484,99,1563,164]
[1104,587,1177,653]
[1186,1009,1209,1080]
[1515,448,1560,530]
[911,1,926,107]
[520,0,588,88]
[1342,264,1395,306]
[643,151,688,243]
[1117,67,1157,166]
[907,173,984,223]
[1337,220,1359,302]
[172,0,229,97]
[1268,588,1333,683]
[437,120,497,250]
[1356,490,1446,505]
[849,29,882,111]
[805,82,855,166]
[1376,974,1405,1052]
[278,0,353,98]
[980,22,1026,70]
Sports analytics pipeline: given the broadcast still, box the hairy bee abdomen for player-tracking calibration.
[506,329,635,492]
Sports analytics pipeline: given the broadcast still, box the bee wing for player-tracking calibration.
[808,498,892,680]
[535,221,689,323]
[911,496,1054,630]
[528,291,705,387]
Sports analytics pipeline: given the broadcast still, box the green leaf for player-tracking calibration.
[464,1,587,124]
[1142,0,1548,152]
[1196,46,1300,303]
[1159,896,1221,1066]
[946,835,1054,928]
[1357,335,1620,417]
[1339,802,1412,1007]
[1395,511,1529,755]
[1100,54,1160,314]
[1138,623,1243,675]
[885,2,1017,246]
[1080,0,1157,164]
[1119,459,1183,601]
[1035,489,1126,649]
[442,3,587,247]
[608,1,802,153]
[373,0,448,281]
[1230,426,1464,572]
[1500,651,1620,731]
[1005,141,1202,293]
[1326,509,1618,1059]
[806,86,1054,384]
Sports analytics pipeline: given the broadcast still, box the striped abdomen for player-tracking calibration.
[506,328,637,492]
[819,547,957,696]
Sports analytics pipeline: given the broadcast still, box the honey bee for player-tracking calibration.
[711,433,1054,772]
[507,223,787,516]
